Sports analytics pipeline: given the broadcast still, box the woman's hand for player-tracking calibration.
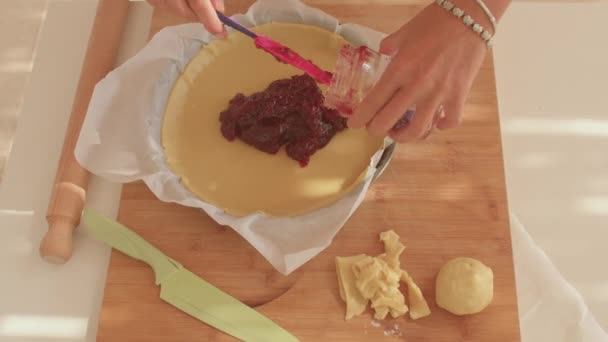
[147,0,225,34]
[348,3,491,143]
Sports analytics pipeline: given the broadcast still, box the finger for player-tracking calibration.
[347,82,398,129]
[366,86,418,137]
[188,0,225,34]
[421,106,444,140]
[147,0,166,10]
[347,63,401,129]
[379,26,407,56]
[211,0,225,12]
[436,95,465,130]
[172,0,199,21]
[390,98,443,143]
[207,0,228,39]
[148,0,198,21]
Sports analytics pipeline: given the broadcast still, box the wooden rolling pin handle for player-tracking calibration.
[41,182,87,263]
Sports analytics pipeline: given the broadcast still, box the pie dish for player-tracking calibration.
[161,23,385,217]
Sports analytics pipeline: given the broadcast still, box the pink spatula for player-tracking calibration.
[216,11,333,84]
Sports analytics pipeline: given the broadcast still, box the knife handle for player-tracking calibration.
[82,208,180,285]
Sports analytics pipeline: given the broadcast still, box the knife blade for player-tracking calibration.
[82,208,299,342]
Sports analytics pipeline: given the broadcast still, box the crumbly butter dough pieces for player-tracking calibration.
[435,257,494,315]
[401,271,431,320]
[379,230,405,269]
[352,256,385,299]
[352,256,408,320]
[335,229,431,321]
[350,231,410,320]
[162,23,384,217]
[371,288,408,320]
[381,230,430,320]
[336,255,369,320]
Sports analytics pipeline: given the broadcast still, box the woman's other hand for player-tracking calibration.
[349,0,511,142]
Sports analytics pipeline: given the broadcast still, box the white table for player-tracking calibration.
[0,1,607,341]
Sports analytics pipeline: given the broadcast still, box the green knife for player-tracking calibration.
[82,208,299,342]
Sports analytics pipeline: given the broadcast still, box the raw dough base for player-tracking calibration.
[162,23,384,217]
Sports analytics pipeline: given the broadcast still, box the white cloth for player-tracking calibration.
[510,213,608,341]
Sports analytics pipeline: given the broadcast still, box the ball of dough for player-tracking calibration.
[435,257,494,315]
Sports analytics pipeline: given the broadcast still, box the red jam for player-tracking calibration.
[219,74,347,167]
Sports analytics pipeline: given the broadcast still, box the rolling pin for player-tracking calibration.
[40,0,130,264]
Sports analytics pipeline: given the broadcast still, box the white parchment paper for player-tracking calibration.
[75,0,389,275]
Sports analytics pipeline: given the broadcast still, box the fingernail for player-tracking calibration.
[422,122,435,140]
[423,127,433,139]
[347,118,363,129]
[379,46,398,57]
[335,107,352,118]
[212,0,225,12]
[216,30,228,39]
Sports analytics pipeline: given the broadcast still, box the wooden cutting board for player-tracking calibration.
[97,1,520,341]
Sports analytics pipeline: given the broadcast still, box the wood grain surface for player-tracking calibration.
[97,1,520,341]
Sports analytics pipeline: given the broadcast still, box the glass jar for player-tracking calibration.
[324,44,419,132]
[324,45,391,116]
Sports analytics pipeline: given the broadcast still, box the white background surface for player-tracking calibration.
[495,1,608,324]
[0,1,606,341]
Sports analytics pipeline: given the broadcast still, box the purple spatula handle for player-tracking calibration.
[216,11,257,39]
